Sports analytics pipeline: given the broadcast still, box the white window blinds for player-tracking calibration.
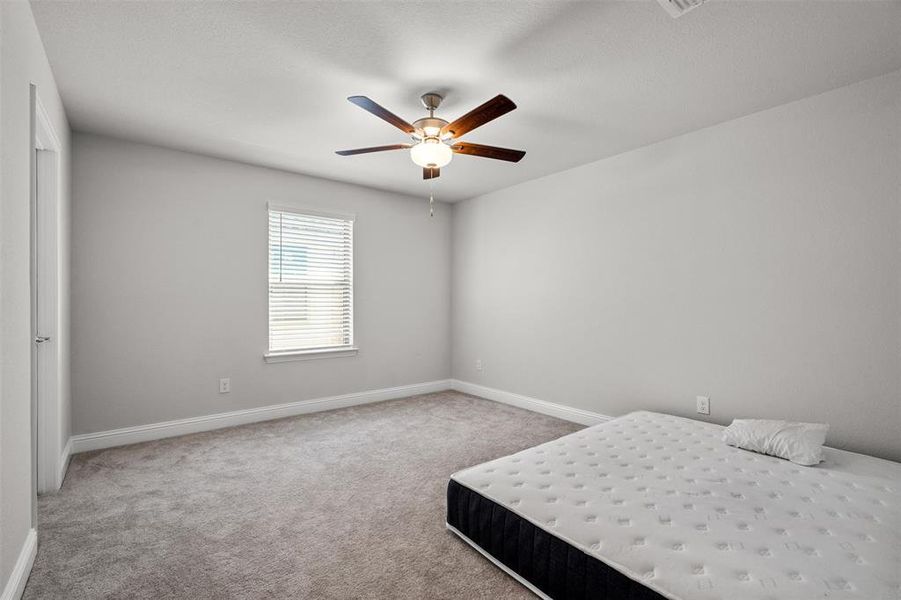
[268,208,354,353]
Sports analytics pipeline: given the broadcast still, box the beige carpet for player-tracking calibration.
[24,391,580,599]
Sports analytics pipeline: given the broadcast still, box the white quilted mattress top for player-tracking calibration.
[451,411,900,600]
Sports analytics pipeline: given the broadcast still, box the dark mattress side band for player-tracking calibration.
[447,479,667,600]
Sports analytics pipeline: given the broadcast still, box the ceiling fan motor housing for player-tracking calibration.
[412,117,450,140]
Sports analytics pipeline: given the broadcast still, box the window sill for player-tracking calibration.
[264,347,359,363]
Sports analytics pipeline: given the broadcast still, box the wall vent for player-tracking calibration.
[657,0,708,18]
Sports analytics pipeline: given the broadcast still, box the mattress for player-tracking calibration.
[447,411,901,600]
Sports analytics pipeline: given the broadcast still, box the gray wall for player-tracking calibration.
[71,134,451,434]
[0,0,72,591]
[452,71,901,461]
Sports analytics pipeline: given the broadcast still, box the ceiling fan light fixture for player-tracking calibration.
[410,139,452,168]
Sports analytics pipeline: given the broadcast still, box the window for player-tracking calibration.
[267,207,354,360]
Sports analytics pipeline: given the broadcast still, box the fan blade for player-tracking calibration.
[441,95,517,138]
[451,142,525,163]
[423,167,440,180]
[335,144,411,156]
[347,96,415,134]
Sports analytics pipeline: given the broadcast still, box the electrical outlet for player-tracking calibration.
[219,378,231,394]
[696,395,710,415]
[475,359,483,372]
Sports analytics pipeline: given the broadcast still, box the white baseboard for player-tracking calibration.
[0,528,36,600]
[71,379,453,453]
[451,379,610,426]
[57,438,72,487]
[69,378,604,454]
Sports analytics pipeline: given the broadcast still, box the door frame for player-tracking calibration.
[30,85,64,497]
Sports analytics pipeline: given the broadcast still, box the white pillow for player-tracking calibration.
[722,419,829,466]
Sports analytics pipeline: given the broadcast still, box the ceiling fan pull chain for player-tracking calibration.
[428,178,435,217]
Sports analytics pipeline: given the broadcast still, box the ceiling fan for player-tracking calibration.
[336,92,526,180]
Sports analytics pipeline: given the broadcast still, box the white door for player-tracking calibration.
[32,149,52,491]
[31,88,63,496]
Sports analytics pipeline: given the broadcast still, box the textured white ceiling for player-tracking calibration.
[31,0,901,202]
